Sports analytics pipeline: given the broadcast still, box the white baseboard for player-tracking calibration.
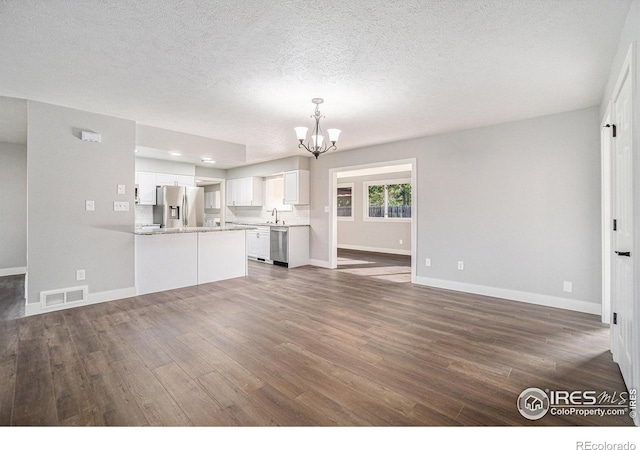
[25,286,137,316]
[414,276,601,315]
[338,244,411,256]
[309,259,332,269]
[0,266,26,277]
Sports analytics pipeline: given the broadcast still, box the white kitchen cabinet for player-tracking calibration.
[156,173,195,186]
[136,171,157,205]
[204,191,221,209]
[247,227,270,260]
[247,229,259,258]
[257,227,270,259]
[156,173,177,186]
[226,177,264,206]
[283,170,309,205]
[177,175,195,187]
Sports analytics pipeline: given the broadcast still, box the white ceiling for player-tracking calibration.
[0,0,632,165]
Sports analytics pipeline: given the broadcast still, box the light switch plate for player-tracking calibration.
[425,258,431,267]
[85,200,95,211]
[563,281,573,293]
[114,201,129,212]
[117,184,126,195]
[324,206,330,213]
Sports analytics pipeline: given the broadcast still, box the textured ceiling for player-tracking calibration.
[0,0,632,165]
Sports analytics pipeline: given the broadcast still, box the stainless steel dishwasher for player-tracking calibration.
[270,227,288,266]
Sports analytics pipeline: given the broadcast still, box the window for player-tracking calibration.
[364,179,411,221]
[337,183,354,221]
[265,176,292,212]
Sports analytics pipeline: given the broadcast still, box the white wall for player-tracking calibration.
[337,171,412,254]
[27,101,136,307]
[0,142,27,272]
[310,107,601,312]
[135,156,195,176]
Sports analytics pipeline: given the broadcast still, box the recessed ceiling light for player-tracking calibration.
[169,151,182,156]
[201,159,216,164]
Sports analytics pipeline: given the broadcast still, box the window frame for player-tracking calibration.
[337,182,355,221]
[363,178,412,223]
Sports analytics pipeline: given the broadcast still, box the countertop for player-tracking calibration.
[229,222,310,228]
[134,225,256,235]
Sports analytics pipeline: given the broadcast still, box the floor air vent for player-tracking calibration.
[40,286,88,309]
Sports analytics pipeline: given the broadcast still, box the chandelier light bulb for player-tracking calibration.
[327,128,341,143]
[294,127,308,141]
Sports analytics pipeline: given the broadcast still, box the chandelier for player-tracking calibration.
[294,98,341,159]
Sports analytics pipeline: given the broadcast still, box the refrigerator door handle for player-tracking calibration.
[183,194,188,227]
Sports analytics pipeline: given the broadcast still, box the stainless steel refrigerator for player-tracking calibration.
[153,186,204,228]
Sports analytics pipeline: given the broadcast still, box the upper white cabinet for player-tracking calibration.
[204,190,221,209]
[136,171,196,205]
[177,175,195,187]
[283,170,309,205]
[227,177,263,206]
[136,171,157,205]
[156,173,195,187]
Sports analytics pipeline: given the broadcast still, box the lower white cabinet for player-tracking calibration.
[135,230,248,295]
[247,226,270,260]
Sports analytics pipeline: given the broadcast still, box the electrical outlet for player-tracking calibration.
[117,184,126,195]
[425,258,431,267]
[563,281,573,293]
[458,261,464,270]
[399,239,403,245]
[85,200,95,211]
[76,269,85,281]
[114,201,129,212]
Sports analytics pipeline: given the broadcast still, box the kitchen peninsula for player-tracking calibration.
[135,225,253,295]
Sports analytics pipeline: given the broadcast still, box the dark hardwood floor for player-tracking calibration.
[0,275,25,321]
[0,252,633,426]
[337,249,411,283]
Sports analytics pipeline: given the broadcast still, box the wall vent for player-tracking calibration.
[40,286,88,309]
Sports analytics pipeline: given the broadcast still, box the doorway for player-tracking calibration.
[328,158,417,283]
[195,176,225,226]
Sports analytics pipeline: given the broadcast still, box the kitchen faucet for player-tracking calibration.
[271,208,279,224]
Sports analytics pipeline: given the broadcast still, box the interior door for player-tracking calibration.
[611,63,634,391]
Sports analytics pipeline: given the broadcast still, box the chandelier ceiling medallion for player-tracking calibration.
[294,98,341,159]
